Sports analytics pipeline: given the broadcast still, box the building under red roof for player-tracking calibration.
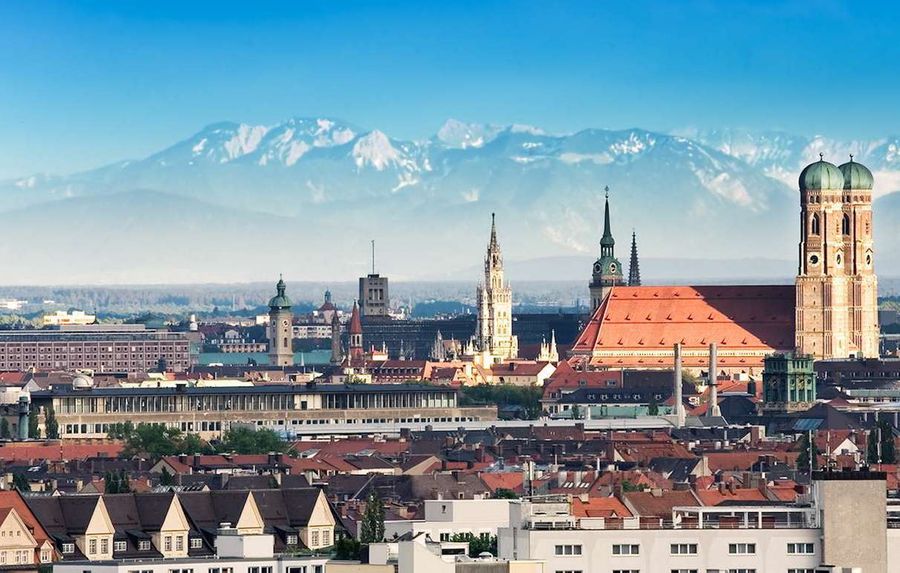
[570,285,796,373]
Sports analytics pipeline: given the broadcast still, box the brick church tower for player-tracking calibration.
[795,155,879,359]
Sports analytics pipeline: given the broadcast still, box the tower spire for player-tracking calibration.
[600,186,615,257]
[489,212,498,249]
[628,229,641,286]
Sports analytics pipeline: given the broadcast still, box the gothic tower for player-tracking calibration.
[628,230,641,286]
[589,188,625,310]
[795,154,879,359]
[475,213,518,364]
[267,276,294,367]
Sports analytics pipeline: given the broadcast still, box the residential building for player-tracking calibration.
[384,499,514,542]
[42,310,96,327]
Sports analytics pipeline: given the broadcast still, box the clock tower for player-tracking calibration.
[589,188,625,311]
[267,276,294,367]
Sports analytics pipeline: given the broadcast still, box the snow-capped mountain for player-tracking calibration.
[1,118,898,284]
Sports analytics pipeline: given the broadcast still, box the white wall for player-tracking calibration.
[385,500,512,541]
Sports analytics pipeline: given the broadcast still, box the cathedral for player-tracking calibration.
[572,157,880,373]
[470,214,519,366]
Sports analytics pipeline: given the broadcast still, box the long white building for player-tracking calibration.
[499,470,894,573]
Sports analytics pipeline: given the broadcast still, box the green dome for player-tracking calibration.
[268,277,292,309]
[799,158,844,191]
[839,158,874,190]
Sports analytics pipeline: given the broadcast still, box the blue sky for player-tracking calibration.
[1,0,898,179]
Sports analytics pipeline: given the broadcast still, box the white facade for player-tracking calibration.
[499,481,897,573]
[384,499,513,541]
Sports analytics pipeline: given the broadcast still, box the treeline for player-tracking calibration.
[108,423,290,458]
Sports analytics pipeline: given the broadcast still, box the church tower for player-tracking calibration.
[795,154,879,359]
[589,187,625,310]
[839,156,879,357]
[628,230,641,286]
[348,301,364,366]
[267,276,294,367]
[475,213,518,364]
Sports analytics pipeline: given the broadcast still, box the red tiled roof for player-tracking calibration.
[704,451,798,472]
[695,487,767,506]
[572,496,632,518]
[624,489,699,517]
[0,442,123,462]
[570,285,796,369]
[480,472,524,493]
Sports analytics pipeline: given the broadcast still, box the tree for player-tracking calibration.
[118,470,132,493]
[493,488,519,499]
[0,418,10,439]
[116,423,208,459]
[868,421,896,465]
[797,432,819,472]
[217,427,287,455]
[105,471,120,494]
[12,473,29,492]
[450,533,498,557]
[359,491,385,543]
[45,407,59,440]
[160,466,175,486]
[28,409,39,439]
[647,396,659,416]
[333,537,361,560]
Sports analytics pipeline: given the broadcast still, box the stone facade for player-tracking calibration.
[474,214,518,365]
[795,156,879,359]
[267,278,294,367]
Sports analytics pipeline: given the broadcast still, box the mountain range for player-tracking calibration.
[1,118,899,285]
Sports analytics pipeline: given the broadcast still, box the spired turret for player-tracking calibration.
[589,187,625,310]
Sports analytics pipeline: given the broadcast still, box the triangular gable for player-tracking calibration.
[0,508,38,548]
[85,497,114,536]
[235,492,264,533]
[306,490,336,529]
[159,496,190,533]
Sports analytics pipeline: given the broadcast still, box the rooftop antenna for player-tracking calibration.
[371,240,376,275]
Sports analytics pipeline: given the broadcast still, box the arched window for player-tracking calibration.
[811,214,820,235]
[842,214,851,235]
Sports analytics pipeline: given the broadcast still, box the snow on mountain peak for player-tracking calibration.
[436,119,501,149]
[352,130,404,171]
[223,124,270,161]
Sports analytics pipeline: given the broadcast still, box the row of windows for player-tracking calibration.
[598,542,810,557]
[554,544,583,556]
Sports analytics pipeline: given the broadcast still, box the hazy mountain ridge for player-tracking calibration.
[1,119,899,284]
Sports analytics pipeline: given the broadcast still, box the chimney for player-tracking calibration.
[673,343,685,428]
[708,343,721,417]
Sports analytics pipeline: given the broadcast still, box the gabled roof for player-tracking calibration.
[571,285,795,368]
[623,489,700,517]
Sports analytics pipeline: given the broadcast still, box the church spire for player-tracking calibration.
[600,186,615,257]
[628,230,641,286]
[489,212,498,250]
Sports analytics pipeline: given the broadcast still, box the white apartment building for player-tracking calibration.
[52,527,330,573]
[384,499,513,542]
[499,471,896,573]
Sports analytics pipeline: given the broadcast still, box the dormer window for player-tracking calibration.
[62,543,75,554]
[286,534,298,546]
[138,540,151,551]
[190,538,202,549]
[114,540,126,553]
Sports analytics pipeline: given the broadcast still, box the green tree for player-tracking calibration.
[105,471,120,494]
[797,432,819,471]
[117,423,205,458]
[647,396,659,416]
[0,418,10,439]
[359,491,385,543]
[493,488,518,499]
[333,537,361,559]
[28,409,39,439]
[459,384,543,419]
[160,466,175,486]
[217,427,287,455]
[868,421,896,464]
[45,407,59,439]
[449,533,498,557]
[118,470,132,493]
[12,473,29,492]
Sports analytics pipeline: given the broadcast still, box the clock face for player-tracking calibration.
[593,263,601,273]
[809,254,819,265]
